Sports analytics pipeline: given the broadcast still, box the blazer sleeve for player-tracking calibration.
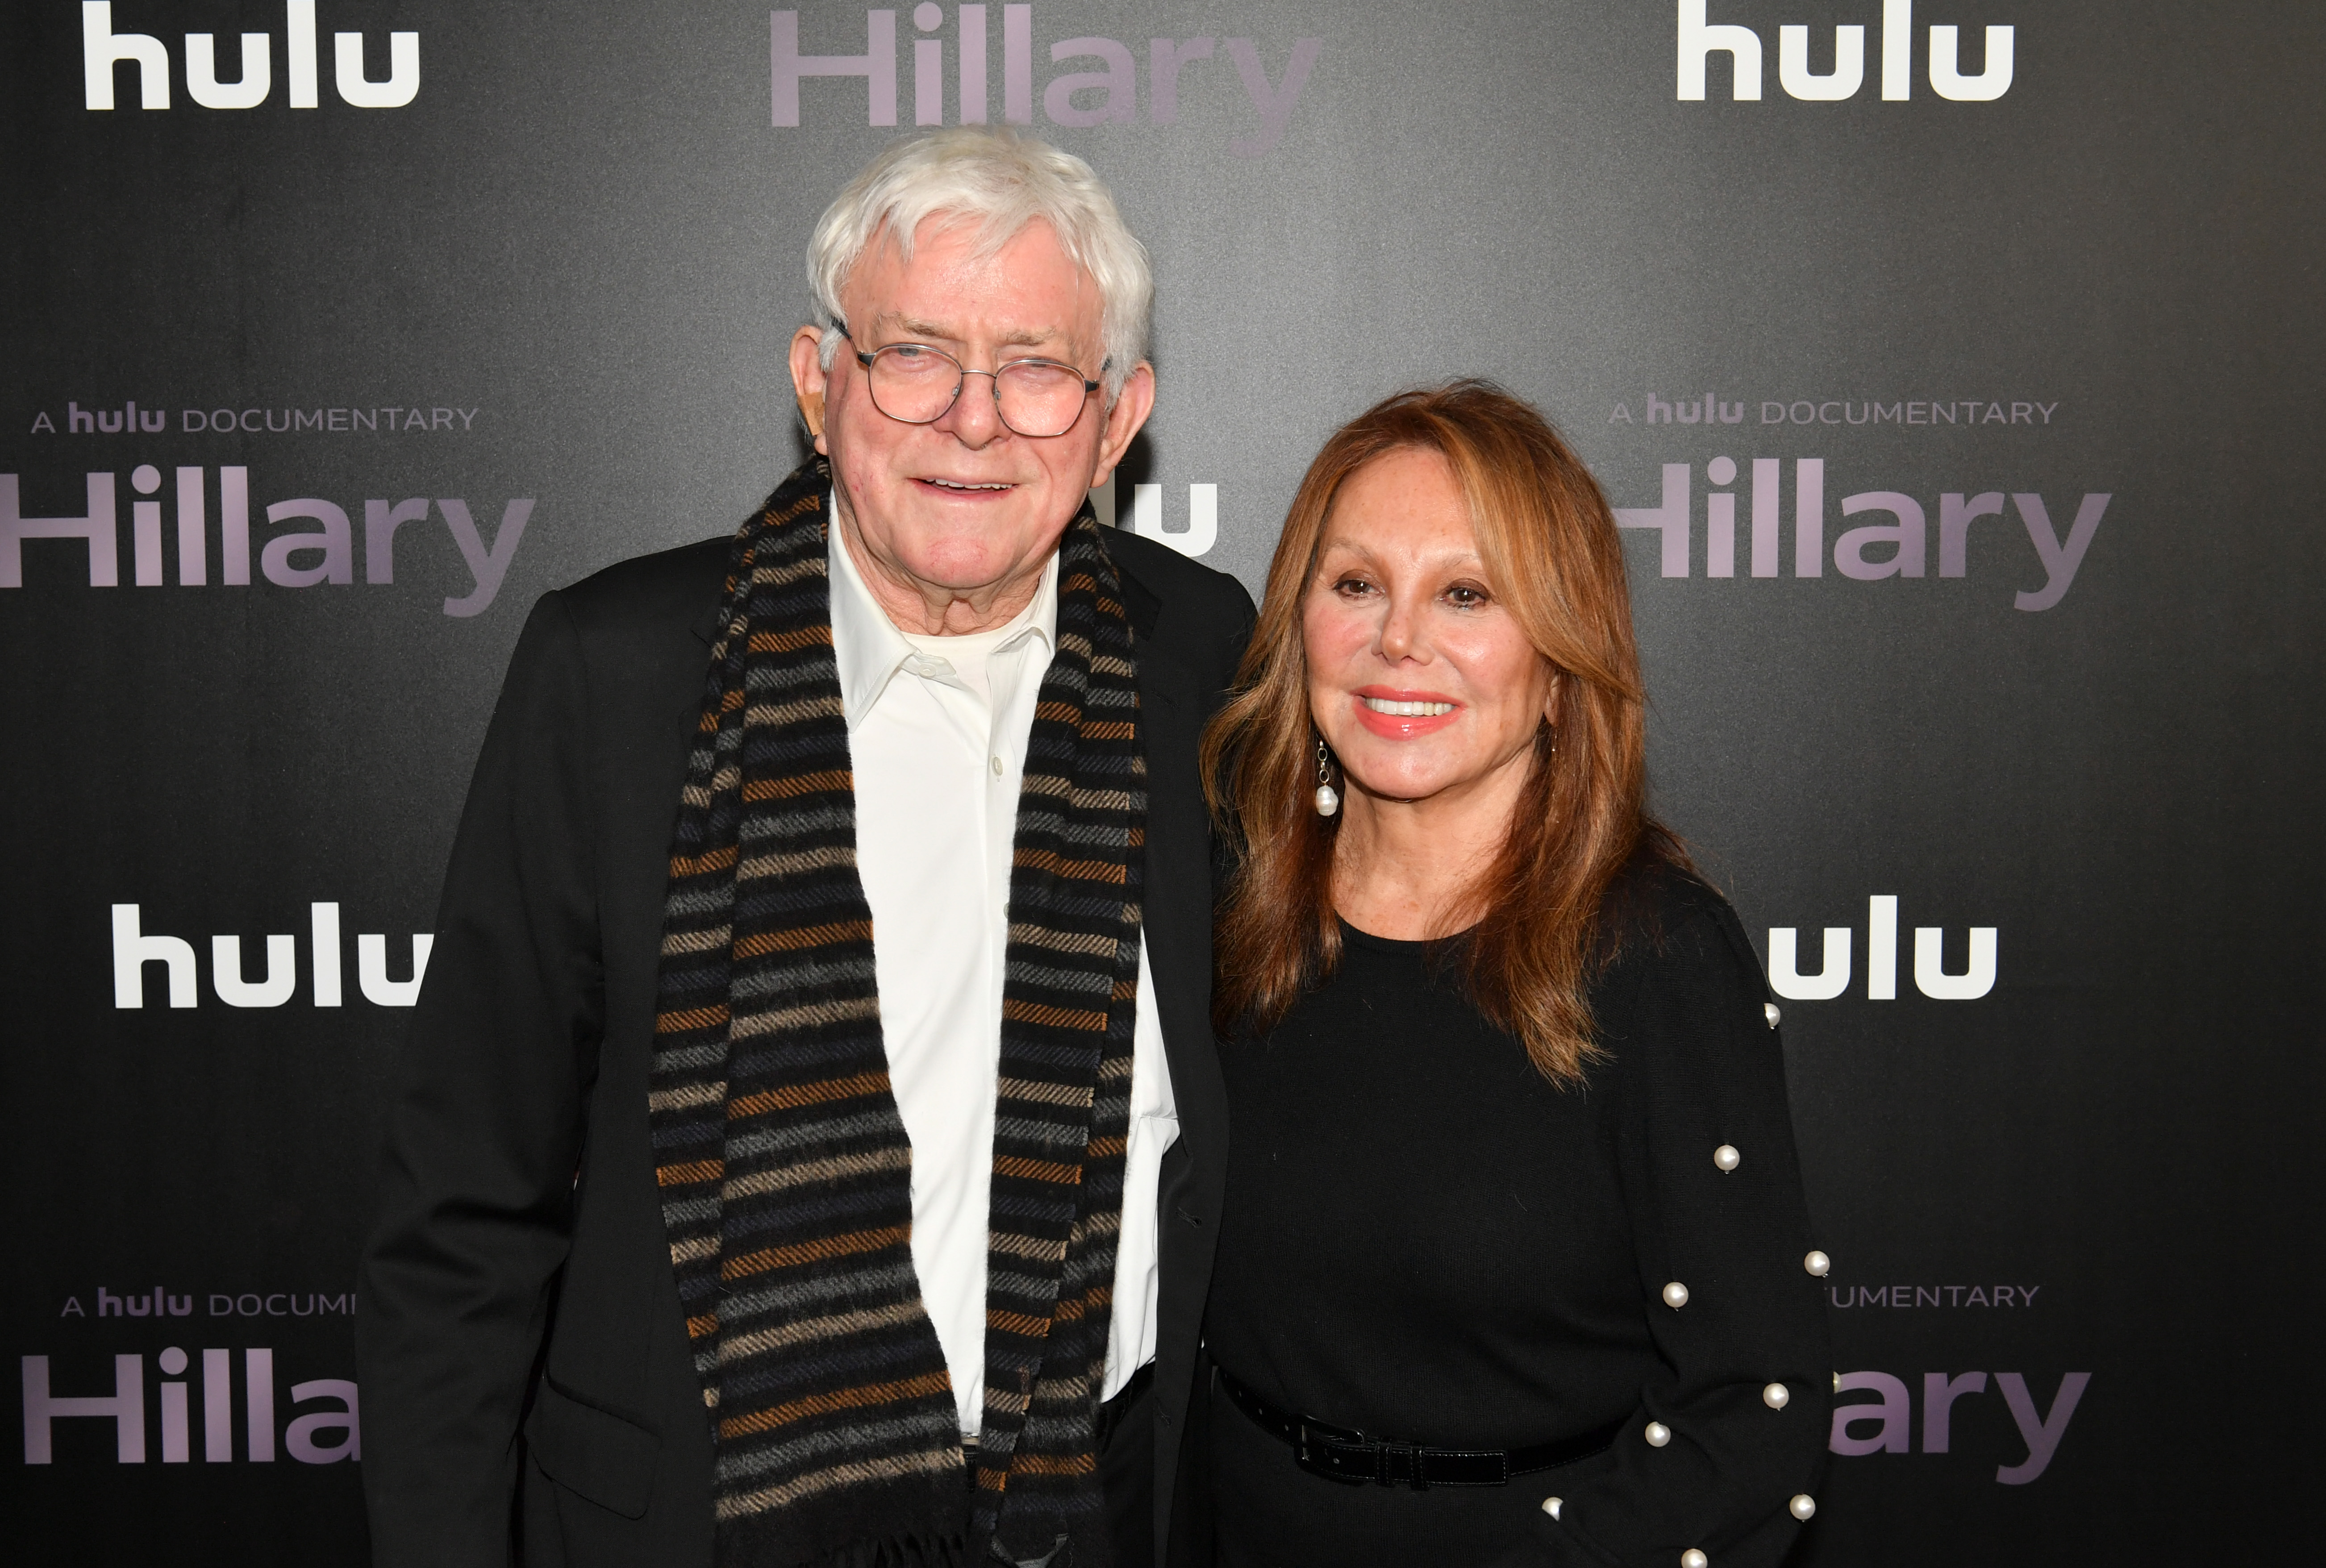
[355,590,608,1568]
[1527,896,1833,1568]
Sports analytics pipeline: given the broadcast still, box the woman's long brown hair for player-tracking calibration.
[1201,381,1686,1085]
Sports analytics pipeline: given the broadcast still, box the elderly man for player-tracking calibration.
[356,130,1253,1568]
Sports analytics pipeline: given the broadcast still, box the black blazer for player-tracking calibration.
[355,525,1255,1568]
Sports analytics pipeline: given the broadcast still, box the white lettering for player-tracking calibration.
[311,902,342,1007]
[1867,894,1898,999]
[288,0,319,108]
[1913,926,1997,998]
[113,903,196,1008]
[1768,926,1851,1000]
[186,31,271,109]
[212,933,297,1008]
[1677,0,1760,100]
[1930,24,2013,101]
[358,932,434,1006]
[334,29,420,108]
[82,3,169,111]
[1779,25,1863,100]
[1131,483,1217,558]
[1882,0,1913,100]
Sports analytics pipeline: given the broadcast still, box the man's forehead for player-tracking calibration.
[848,217,1096,346]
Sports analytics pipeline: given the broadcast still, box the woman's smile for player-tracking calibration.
[1351,686,1463,738]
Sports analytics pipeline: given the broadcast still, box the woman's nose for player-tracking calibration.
[1376,595,1425,661]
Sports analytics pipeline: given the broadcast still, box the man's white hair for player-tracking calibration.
[807,128,1152,400]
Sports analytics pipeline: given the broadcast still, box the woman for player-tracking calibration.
[1196,383,1832,1568]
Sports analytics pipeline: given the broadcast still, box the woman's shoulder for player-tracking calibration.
[1597,837,1734,949]
[1590,839,1768,1019]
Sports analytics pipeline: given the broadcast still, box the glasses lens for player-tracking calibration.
[995,362,1092,438]
[866,345,961,423]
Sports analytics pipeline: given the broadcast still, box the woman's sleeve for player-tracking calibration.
[1524,891,1834,1568]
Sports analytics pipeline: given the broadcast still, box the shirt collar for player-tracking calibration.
[828,516,1058,728]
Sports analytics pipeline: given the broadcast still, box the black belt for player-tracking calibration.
[1217,1365,1622,1490]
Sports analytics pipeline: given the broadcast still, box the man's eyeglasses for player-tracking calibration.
[840,328,1102,439]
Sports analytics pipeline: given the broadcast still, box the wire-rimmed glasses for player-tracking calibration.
[842,330,1102,438]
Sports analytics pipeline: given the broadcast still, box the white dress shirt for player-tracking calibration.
[830,522,1178,1437]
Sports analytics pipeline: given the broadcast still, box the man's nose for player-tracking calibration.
[933,370,1005,448]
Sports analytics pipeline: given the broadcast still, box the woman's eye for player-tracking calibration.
[1334,576,1375,597]
[1446,584,1490,608]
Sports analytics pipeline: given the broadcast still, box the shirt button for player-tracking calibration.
[990,756,1004,776]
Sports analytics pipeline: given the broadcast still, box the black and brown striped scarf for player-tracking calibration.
[650,458,1144,1568]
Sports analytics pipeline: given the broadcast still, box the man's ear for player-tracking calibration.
[789,326,830,453]
[1089,362,1156,490]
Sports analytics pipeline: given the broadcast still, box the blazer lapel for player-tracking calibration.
[1124,595,1227,1170]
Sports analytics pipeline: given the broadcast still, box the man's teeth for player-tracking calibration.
[927,478,1011,491]
[1361,697,1455,717]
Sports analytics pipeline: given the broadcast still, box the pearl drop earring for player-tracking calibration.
[1313,737,1340,818]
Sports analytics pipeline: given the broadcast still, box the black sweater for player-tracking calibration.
[1203,863,1832,1568]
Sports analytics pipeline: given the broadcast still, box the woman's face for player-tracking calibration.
[1302,445,1558,811]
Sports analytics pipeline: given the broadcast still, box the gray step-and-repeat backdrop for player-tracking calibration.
[5,2,2318,1562]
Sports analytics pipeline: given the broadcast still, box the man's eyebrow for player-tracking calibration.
[889,316,1064,350]
[888,316,963,342]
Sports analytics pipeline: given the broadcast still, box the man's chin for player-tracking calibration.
[895,516,1070,580]
[885,533,1033,588]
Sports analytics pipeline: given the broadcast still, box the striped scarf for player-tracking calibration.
[649,458,1145,1568]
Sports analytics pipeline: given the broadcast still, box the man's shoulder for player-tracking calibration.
[1102,527,1255,653]
[550,534,731,643]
